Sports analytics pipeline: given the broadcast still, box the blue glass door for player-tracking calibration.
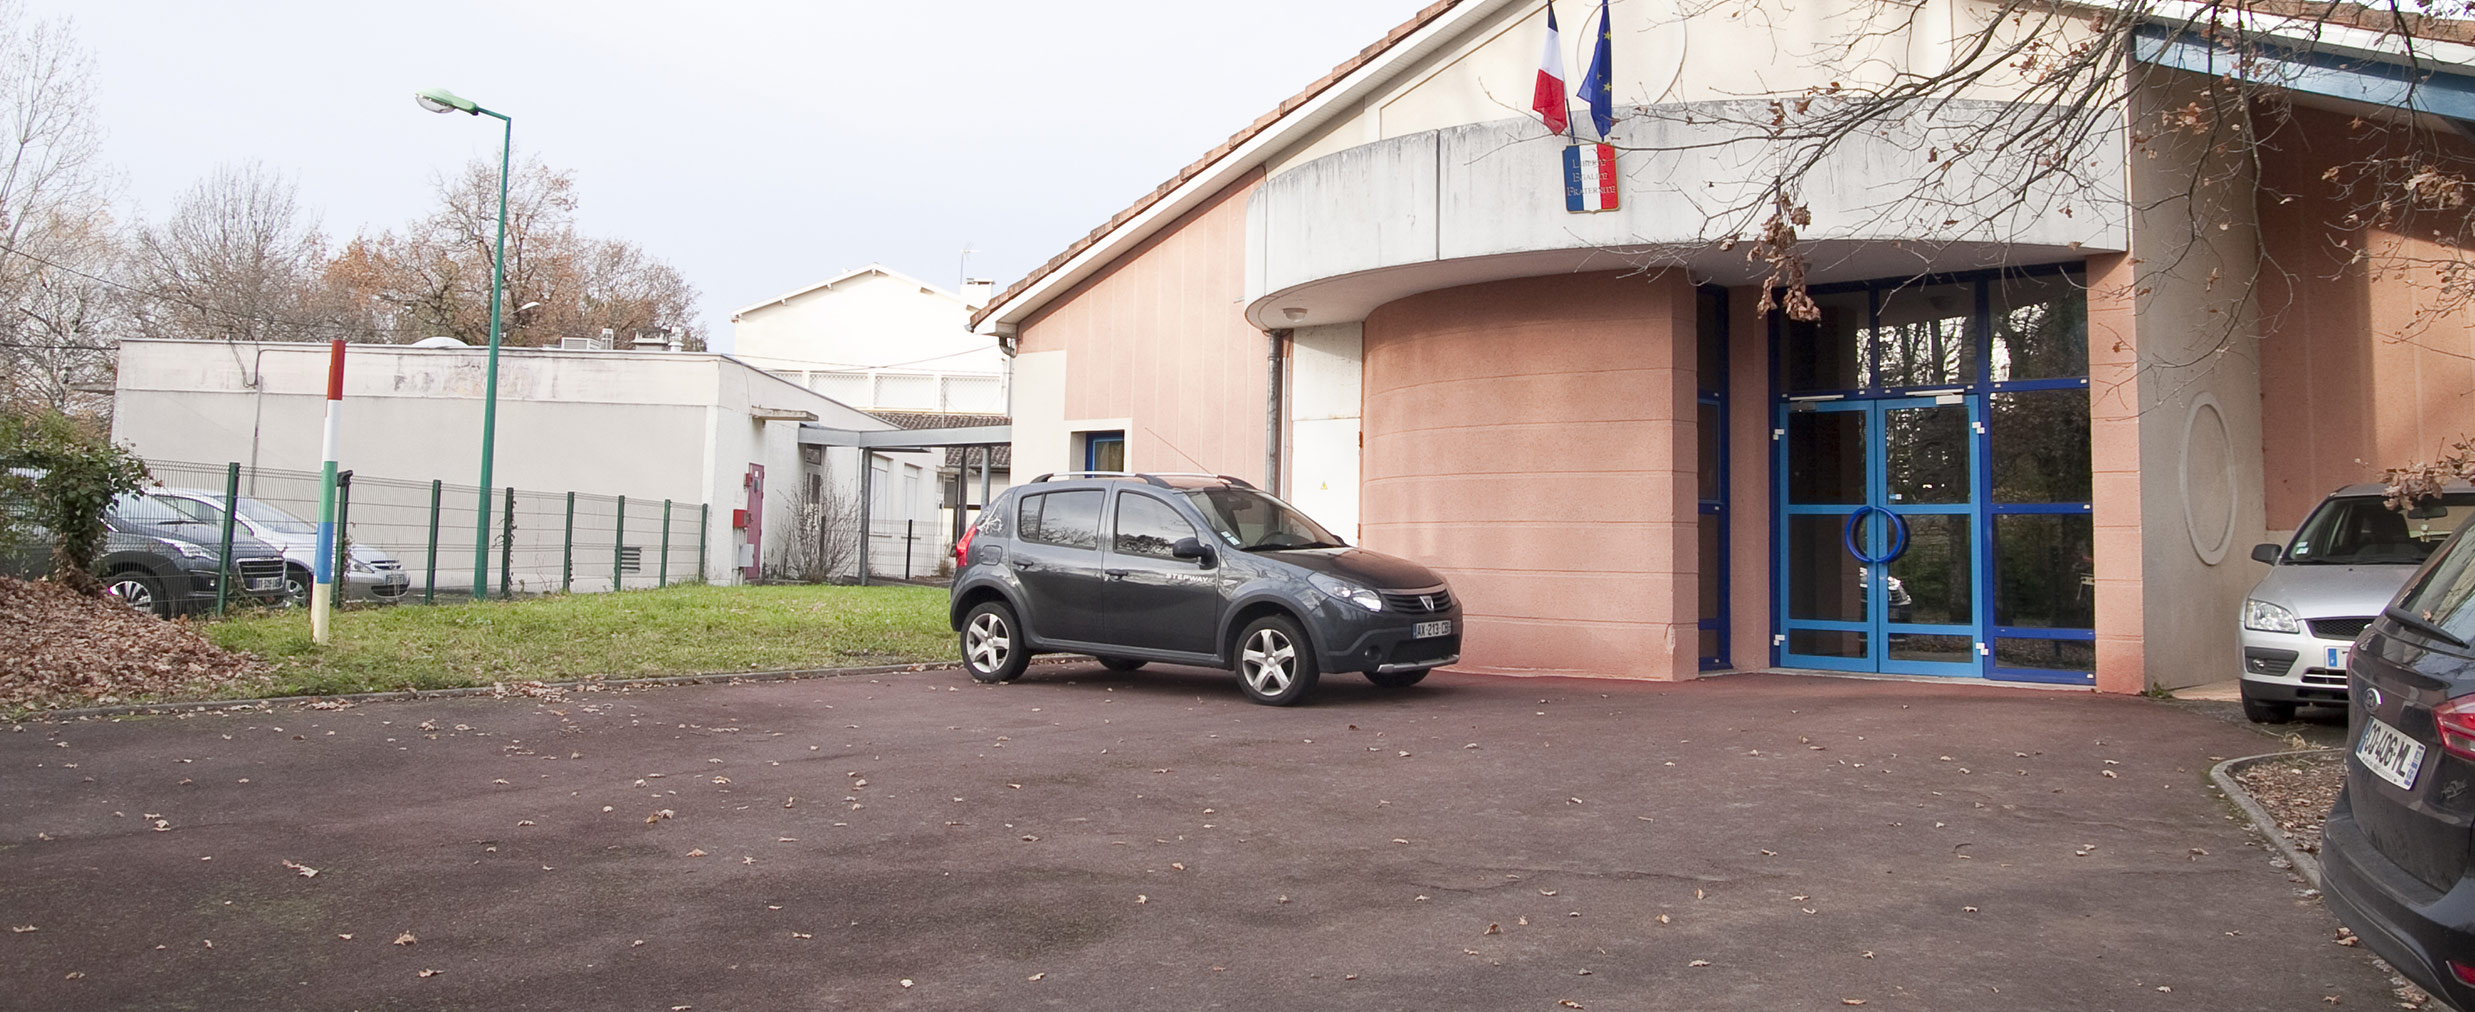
[1778,396,1985,676]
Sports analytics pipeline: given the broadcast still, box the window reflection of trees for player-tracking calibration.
[1112,494,1194,560]
[1020,491,1101,550]
[1989,393,2091,503]
[1992,275,2089,383]
[1873,284,1974,388]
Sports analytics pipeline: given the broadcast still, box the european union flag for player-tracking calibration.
[1579,0,1614,138]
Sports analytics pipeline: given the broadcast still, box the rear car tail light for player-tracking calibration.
[2436,696,2475,762]
[954,524,978,570]
[2453,960,2475,987]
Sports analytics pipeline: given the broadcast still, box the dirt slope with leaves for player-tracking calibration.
[0,576,259,711]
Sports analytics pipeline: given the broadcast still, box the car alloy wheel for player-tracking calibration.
[1236,615,1318,706]
[107,575,167,618]
[963,601,1029,683]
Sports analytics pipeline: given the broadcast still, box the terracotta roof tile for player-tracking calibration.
[971,0,1465,329]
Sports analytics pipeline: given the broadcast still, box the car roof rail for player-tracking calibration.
[1026,471,1257,490]
[1027,471,1174,489]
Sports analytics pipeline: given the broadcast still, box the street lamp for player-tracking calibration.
[414,86,512,602]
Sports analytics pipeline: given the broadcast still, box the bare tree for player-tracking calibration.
[0,0,117,416]
[345,156,704,348]
[127,161,331,344]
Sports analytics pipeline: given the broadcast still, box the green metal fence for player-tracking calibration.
[144,459,710,611]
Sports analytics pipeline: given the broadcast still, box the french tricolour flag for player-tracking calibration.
[1533,5,1569,134]
[1563,142,1619,212]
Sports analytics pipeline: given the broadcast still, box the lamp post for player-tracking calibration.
[414,86,512,602]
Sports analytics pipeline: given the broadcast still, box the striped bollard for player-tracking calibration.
[312,340,346,645]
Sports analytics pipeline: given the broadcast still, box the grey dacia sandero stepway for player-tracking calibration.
[948,472,1461,705]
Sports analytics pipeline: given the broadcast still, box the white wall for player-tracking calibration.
[1286,323,1363,541]
[110,340,936,589]
[731,267,1006,412]
[1009,349,1069,476]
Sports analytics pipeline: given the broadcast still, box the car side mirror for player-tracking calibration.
[1171,537,1214,565]
[2251,543,2281,565]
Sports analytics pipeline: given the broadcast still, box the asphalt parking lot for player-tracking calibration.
[0,666,2402,1011]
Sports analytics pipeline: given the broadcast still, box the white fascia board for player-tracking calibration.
[2137,0,2475,69]
[731,263,972,319]
[973,0,1525,335]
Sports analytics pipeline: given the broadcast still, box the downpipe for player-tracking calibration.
[1265,328,1289,495]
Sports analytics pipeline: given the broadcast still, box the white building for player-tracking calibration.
[110,338,948,591]
[731,264,1007,414]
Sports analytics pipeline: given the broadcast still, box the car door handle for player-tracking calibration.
[1104,568,1131,579]
[1014,560,1040,572]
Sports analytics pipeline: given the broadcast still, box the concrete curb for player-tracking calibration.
[2211,747,2341,890]
[11,656,1092,723]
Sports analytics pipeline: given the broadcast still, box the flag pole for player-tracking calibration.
[312,340,346,645]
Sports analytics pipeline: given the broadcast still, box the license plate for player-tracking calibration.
[2326,644,2351,670]
[1412,619,1452,639]
[246,577,281,592]
[2355,715,2428,791]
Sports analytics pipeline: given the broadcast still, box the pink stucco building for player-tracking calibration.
[974,0,2475,694]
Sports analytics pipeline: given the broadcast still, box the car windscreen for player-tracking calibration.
[2285,494,2475,565]
[112,493,206,527]
[235,497,317,535]
[1182,488,1343,551]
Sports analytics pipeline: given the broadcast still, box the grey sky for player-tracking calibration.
[31,0,1425,351]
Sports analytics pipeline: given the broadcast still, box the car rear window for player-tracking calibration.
[2394,515,2475,643]
[1018,490,1101,550]
[2286,493,2475,565]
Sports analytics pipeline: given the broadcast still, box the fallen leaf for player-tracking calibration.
[8,925,34,934]
[899,979,915,989]
[686,849,707,858]
[282,859,319,878]
[393,932,417,946]
[1485,923,1501,935]
[1843,1000,1867,1006]
[1561,1002,1585,1009]
[417,969,439,978]
[1028,973,1045,982]
[1689,959,1711,967]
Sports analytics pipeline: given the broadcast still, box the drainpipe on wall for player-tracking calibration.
[1265,328,1289,495]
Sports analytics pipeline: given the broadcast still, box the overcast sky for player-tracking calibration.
[30,0,1425,350]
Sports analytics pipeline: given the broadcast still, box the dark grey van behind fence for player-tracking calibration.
[145,460,709,611]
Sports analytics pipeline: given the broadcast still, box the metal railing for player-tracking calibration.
[144,459,709,614]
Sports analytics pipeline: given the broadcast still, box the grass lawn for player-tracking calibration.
[201,583,958,699]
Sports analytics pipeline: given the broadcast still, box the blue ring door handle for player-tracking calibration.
[1843,506,1906,565]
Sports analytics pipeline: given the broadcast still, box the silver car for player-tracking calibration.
[2238,483,2475,722]
[149,488,412,605]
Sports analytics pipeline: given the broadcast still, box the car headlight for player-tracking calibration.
[2242,599,2303,634]
[348,557,376,574]
[159,538,212,560]
[1308,572,1382,612]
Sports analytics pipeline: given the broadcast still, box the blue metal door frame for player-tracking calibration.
[1775,396,1989,677]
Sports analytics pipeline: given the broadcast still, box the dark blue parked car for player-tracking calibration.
[2322,508,2475,1010]
[948,472,1460,705]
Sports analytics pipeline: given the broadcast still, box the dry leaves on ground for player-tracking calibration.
[2231,752,2344,856]
[0,576,261,710]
